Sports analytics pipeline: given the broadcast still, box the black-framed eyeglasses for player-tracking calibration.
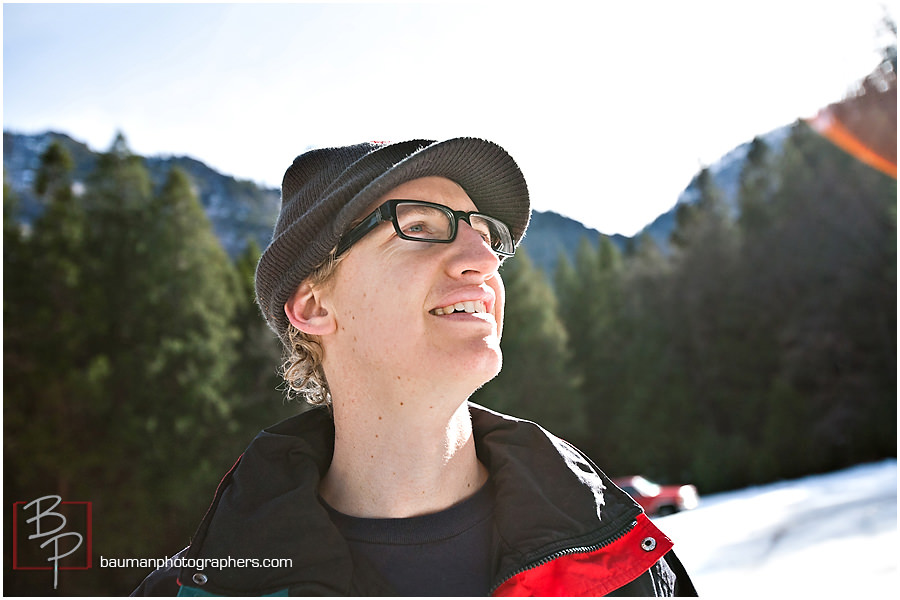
[335,199,516,258]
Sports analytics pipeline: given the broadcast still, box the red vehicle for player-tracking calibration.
[612,476,699,517]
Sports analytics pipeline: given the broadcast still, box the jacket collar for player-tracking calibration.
[471,405,643,588]
[179,403,641,595]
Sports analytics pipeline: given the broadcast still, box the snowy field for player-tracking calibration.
[651,459,898,598]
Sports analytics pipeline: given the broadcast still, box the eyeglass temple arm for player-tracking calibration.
[335,204,392,256]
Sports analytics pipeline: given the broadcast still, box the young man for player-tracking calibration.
[133,138,697,596]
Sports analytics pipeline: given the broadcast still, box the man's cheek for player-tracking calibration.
[494,276,506,339]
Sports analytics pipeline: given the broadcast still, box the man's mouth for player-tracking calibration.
[429,300,488,316]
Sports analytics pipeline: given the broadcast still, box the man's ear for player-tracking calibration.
[284,280,336,336]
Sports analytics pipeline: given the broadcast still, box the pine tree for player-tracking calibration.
[3,180,31,373]
[555,236,637,464]
[139,166,240,424]
[555,236,602,384]
[98,162,245,565]
[758,121,897,475]
[4,141,93,500]
[471,248,586,444]
[738,136,777,235]
[228,239,298,433]
[3,180,33,455]
[34,139,75,199]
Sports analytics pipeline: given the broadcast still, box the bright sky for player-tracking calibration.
[2,1,893,235]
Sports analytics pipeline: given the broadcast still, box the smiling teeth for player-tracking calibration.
[431,301,487,315]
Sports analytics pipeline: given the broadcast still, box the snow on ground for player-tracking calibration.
[651,459,898,598]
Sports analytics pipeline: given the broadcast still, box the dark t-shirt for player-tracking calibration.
[322,482,494,596]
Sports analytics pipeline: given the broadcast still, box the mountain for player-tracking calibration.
[142,154,281,258]
[3,131,99,223]
[4,128,781,272]
[519,124,794,265]
[520,210,627,274]
[3,131,281,259]
[3,130,618,272]
[637,124,793,251]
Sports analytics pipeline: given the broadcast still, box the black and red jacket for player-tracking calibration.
[133,404,697,596]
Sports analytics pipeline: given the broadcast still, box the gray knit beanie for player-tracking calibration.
[255,137,531,346]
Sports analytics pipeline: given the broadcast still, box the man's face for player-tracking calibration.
[321,176,507,395]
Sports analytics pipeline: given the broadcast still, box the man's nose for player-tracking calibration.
[447,220,502,276]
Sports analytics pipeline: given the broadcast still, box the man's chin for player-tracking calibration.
[466,350,503,390]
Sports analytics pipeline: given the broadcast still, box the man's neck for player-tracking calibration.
[318,398,488,519]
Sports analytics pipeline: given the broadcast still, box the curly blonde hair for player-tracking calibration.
[280,252,344,406]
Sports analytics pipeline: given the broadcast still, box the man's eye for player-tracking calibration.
[474,227,493,244]
[402,221,437,237]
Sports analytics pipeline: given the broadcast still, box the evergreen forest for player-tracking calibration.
[4,51,896,596]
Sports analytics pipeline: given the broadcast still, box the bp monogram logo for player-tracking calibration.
[13,495,92,590]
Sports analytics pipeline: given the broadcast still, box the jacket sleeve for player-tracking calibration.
[665,550,698,596]
[606,551,698,597]
[129,547,187,596]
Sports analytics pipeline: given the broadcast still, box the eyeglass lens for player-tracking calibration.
[394,203,454,240]
[394,202,511,254]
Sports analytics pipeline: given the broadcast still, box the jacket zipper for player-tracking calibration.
[490,518,639,595]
